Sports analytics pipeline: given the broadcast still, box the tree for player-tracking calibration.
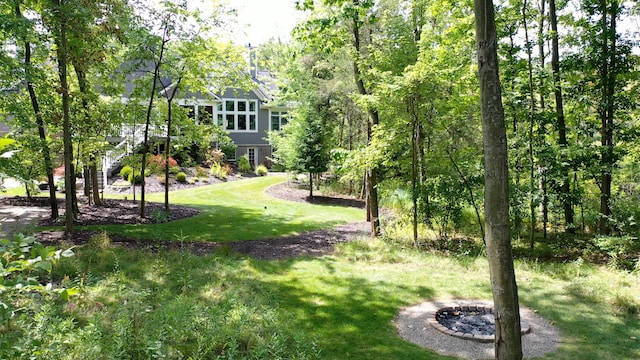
[296,0,381,236]
[473,0,523,358]
[13,0,59,218]
[156,37,247,212]
[42,0,75,236]
[294,102,331,199]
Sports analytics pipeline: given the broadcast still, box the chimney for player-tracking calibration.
[248,43,257,78]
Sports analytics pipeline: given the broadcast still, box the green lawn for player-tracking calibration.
[2,177,639,359]
[56,175,364,242]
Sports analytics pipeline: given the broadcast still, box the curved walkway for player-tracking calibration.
[0,206,50,239]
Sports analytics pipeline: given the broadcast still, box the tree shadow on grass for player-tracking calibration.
[244,258,445,359]
[518,282,640,359]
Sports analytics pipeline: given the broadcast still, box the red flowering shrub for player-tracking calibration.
[147,155,179,174]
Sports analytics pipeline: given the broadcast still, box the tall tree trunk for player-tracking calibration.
[351,10,380,237]
[16,2,59,219]
[411,106,419,247]
[474,0,523,357]
[536,0,549,241]
[549,0,574,231]
[140,25,169,218]
[52,0,74,236]
[598,0,616,235]
[522,0,537,249]
[309,172,314,198]
[523,0,538,249]
[73,63,103,205]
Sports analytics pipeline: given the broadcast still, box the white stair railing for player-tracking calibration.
[103,124,146,186]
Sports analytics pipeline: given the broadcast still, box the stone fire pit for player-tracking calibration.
[428,303,531,342]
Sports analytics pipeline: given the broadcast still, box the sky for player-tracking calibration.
[230,0,304,45]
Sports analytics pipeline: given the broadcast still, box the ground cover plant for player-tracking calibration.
[1,177,639,359]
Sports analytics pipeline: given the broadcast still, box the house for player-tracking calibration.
[103,55,291,181]
[175,73,290,168]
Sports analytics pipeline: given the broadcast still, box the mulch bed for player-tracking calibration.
[1,179,369,259]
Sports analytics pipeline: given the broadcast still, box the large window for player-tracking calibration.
[218,99,258,132]
[180,104,214,125]
[270,111,288,131]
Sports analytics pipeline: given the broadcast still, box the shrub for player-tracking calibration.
[210,162,227,180]
[128,171,143,184]
[255,164,268,176]
[147,155,179,174]
[119,166,133,180]
[238,155,251,173]
[176,172,187,183]
[0,234,76,325]
[222,163,234,176]
[205,149,225,166]
[195,166,208,178]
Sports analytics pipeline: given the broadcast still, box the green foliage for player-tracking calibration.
[594,235,640,271]
[195,166,208,178]
[119,165,133,180]
[151,209,171,224]
[176,171,187,183]
[0,234,76,327]
[209,162,227,180]
[238,155,252,173]
[128,171,143,185]
[255,164,268,177]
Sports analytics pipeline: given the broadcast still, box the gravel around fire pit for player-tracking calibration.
[395,300,561,359]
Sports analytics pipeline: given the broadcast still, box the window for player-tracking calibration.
[199,105,213,125]
[217,99,258,132]
[181,105,195,120]
[248,148,256,168]
[270,111,288,131]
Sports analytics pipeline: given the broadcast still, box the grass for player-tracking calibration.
[2,177,639,359]
[34,175,365,242]
[3,236,638,359]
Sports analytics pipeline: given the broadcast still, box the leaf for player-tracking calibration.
[0,138,15,151]
[61,248,75,258]
[59,288,80,301]
[35,260,52,272]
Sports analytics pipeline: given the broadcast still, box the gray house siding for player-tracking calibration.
[182,87,274,167]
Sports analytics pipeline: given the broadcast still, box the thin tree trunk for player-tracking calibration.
[599,0,617,235]
[52,0,74,236]
[537,0,549,241]
[351,11,380,237]
[549,0,573,232]
[474,0,523,357]
[83,167,91,197]
[141,24,169,218]
[16,2,58,219]
[411,107,419,247]
[309,172,314,198]
[522,0,538,249]
[90,155,101,206]
[164,103,171,212]
[447,148,485,243]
